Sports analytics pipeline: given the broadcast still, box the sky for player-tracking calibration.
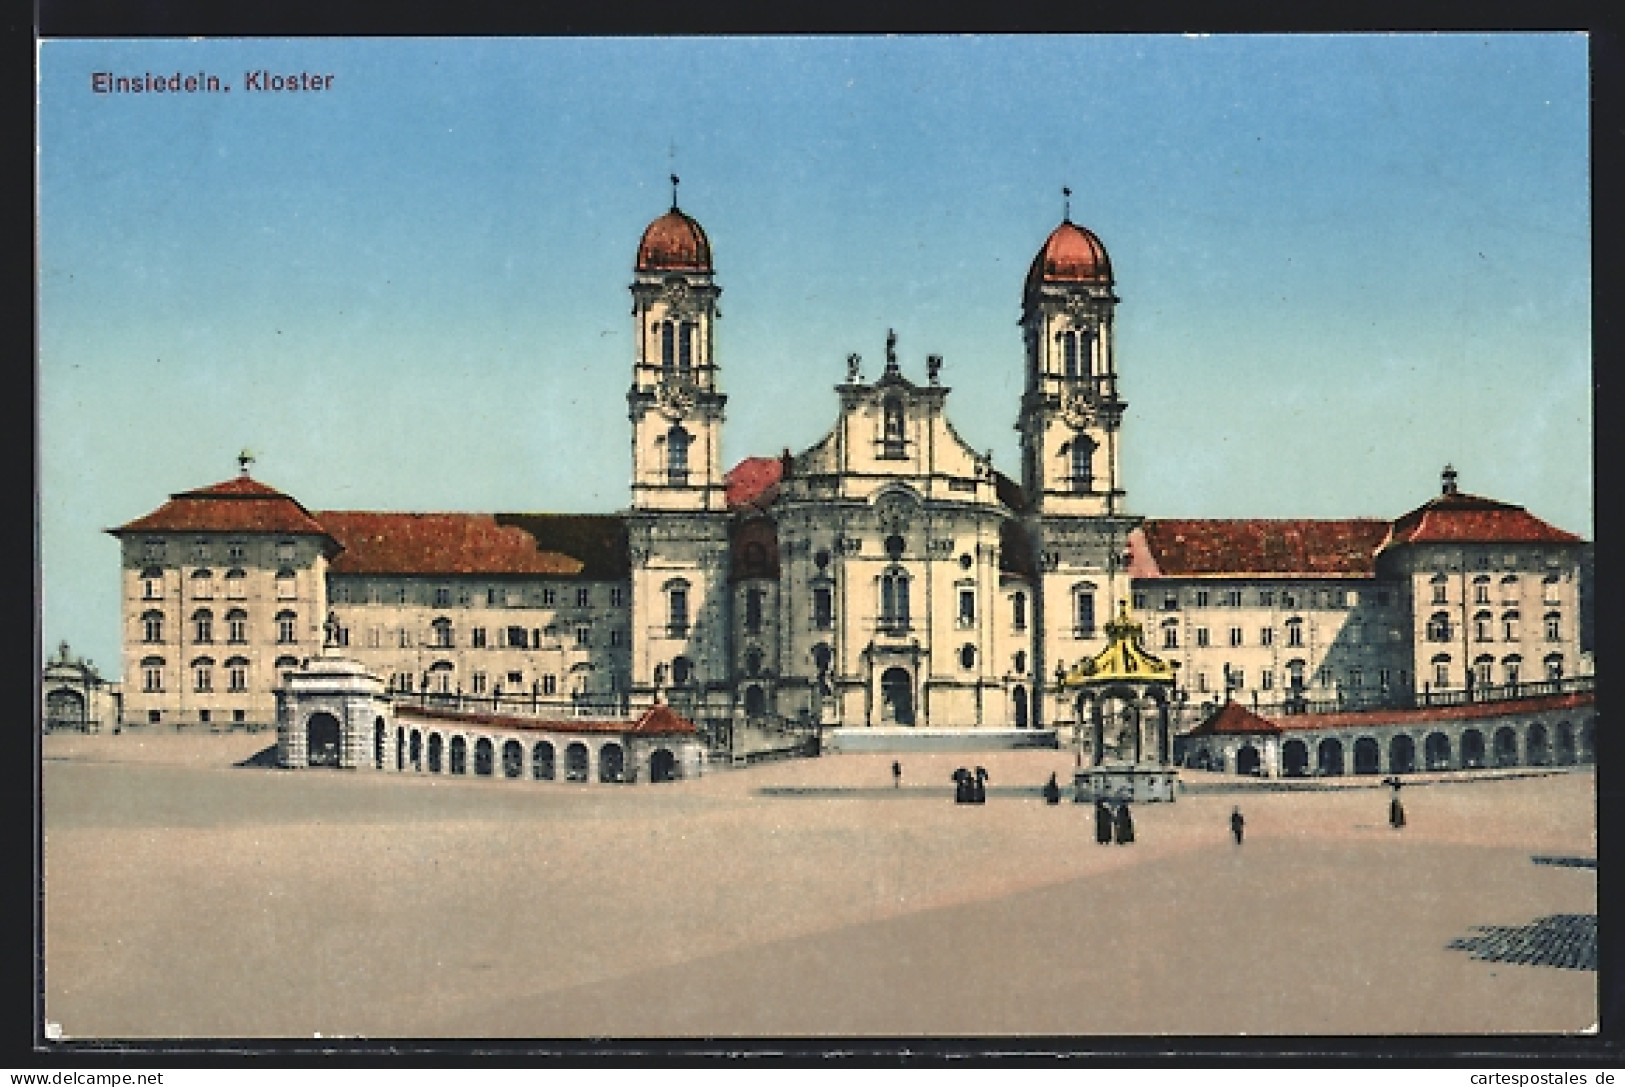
[37,34,1592,672]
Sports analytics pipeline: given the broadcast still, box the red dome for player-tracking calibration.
[1026,219,1112,290]
[636,208,712,273]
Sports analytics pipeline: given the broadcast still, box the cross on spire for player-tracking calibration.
[670,173,680,211]
[1062,186,1072,222]
[237,449,255,476]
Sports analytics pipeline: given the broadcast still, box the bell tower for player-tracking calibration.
[1017,196,1141,733]
[628,178,727,512]
[1017,198,1126,517]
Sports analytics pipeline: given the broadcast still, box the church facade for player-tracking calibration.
[108,200,1590,744]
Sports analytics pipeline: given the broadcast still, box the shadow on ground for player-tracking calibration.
[1448,914,1597,971]
[234,745,280,768]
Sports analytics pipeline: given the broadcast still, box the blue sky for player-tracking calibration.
[38,34,1591,671]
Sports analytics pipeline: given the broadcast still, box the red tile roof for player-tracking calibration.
[111,476,335,540]
[1264,691,1594,732]
[1382,491,1583,549]
[1026,219,1113,290]
[1186,701,1284,737]
[726,456,784,511]
[490,514,630,579]
[1135,519,1392,578]
[636,208,712,273]
[319,512,585,577]
[396,703,697,736]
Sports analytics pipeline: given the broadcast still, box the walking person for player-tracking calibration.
[1094,798,1113,844]
[1385,776,1406,829]
[1042,771,1061,805]
[972,766,988,804]
[1230,805,1245,845]
[892,760,902,789]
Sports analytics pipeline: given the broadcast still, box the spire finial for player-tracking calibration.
[884,328,898,374]
[237,449,255,476]
[1062,185,1072,221]
[1441,463,1458,495]
[670,173,680,211]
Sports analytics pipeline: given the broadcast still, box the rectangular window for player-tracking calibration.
[507,625,528,649]
[1434,661,1450,688]
[746,589,766,634]
[472,673,487,695]
[194,665,212,692]
[1349,668,1363,689]
[541,674,557,696]
[472,627,487,648]
[669,588,689,632]
[143,666,163,692]
[228,665,247,692]
[813,585,834,629]
[1224,589,1242,607]
[1260,627,1274,647]
[228,617,246,643]
[198,709,211,724]
[1261,669,1274,691]
[1316,667,1331,687]
[542,587,556,606]
[1546,615,1561,641]
[367,626,381,648]
[1379,668,1392,689]
[958,588,976,627]
[1162,627,1178,650]
[1282,591,1298,609]
[1194,627,1209,648]
[1226,667,1244,690]
[610,628,624,648]
[399,629,412,649]
[610,587,624,607]
[1132,591,1147,611]
[1075,593,1095,637]
[1195,672,1208,693]
[227,541,246,562]
[277,617,296,643]
[143,575,163,601]
[488,588,499,606]
[577,587,590,608]
[1195,590,1209,608]
[507,671,524,686]
[434,587,452,607]
[1258,590,1275,608]
[575,625,591,648]
[1229,626,1243,647]
[1162,593,1178,611]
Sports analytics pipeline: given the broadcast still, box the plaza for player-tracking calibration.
[43,731,1596,1038]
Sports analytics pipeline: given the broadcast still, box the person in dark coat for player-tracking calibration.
[1113,802,1135,844]
[952,767,970,804]
[972,766,988,804]
[1385,776,1406,828]
[1042,772,1061,805]
[892,760,902,789]
[1230,806,1245,845]
[1094,799,1113,844]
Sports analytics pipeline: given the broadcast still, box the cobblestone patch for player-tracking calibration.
[1448,914,1597,971]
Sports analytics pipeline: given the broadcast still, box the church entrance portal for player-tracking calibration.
[880,667,914,726]
[306,712,341,768]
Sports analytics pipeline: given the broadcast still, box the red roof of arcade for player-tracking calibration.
[1135,519,1392,578]
[111,476,334,540]
[1186,701,1284,737]
[396,702,697,736]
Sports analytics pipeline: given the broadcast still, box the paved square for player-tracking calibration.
[43,733,1596,1037]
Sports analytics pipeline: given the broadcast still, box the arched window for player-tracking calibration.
[191,656,214,693]
[140,656,165,692]
[1286,616,1305,647]
[190,569,214,599]
[224,568,248,600]
[1286,659,1307,690]
[1431,654,1451,688]
[1073,584,1096,637]
[1014,650,1027,675]
[226,608,247,643]
[1543,573,1562,605]
[1500,574,1520,602]
[1426,612,1451,642]
[666,425,690,484]
[1472,575,1491,605]
[1161,618,1179,650]
[1544,653,1564,681]
[141,567,164,600]
[678,321,695,375]
[1011,591,1027,631]
[744,588,765,633]
[1069,437,1094,492]
[1472,610,1491,642]
[880,567,910,629]
[1472,654,1494,689]
[812,583,834,629]
[666,580,689,634]
[192,609,213,644]
[276,610,297,644]
[959,644,977,670]
[1544,612,1561,642]
[1502,610,1519,642]
[1502,655,1522,687]
[1061,330,1080,377]
[431,617,453,648]
[882,397,905,457]
[275,568,297,600]
[226,656,249,692]
[1430,574,1448,605]
[142,610,164,644]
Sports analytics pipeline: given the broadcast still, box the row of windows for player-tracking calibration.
[1133,587,1392,612]
[142,609,297,644]
[1426,612,1562,643]
[1431,573,1562,606]
[137,654,300,693]
[1427,653,1566,688]
[331,583,621,609]
[142,539,297,564]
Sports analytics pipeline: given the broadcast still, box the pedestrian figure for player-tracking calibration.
[1042,772,1061,805]
[1113,801,1135,844]
[1385,776,1406,829]
[892,760,902,789]
[972,766,989,804]
[1230,806,1245,845]
[952,767,971,804]
[1094,799,1113,844]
